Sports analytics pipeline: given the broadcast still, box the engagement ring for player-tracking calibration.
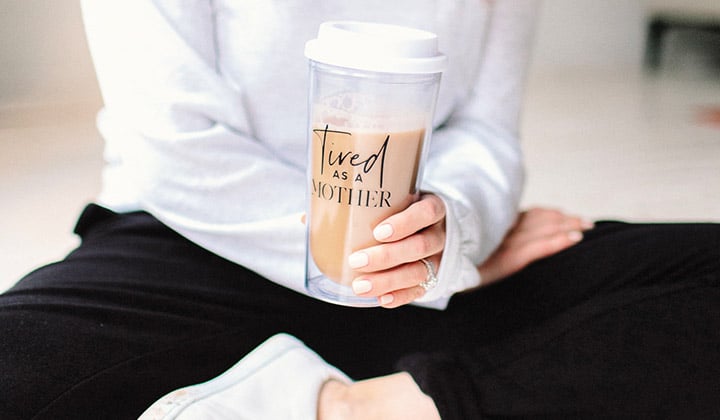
[419,258,438,291]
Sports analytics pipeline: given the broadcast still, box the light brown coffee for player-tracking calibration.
[309,125,425,285]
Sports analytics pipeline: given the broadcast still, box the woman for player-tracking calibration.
[1,1,718,419]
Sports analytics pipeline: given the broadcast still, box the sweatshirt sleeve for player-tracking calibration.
[81,1,310,295]
[414,0,540,308]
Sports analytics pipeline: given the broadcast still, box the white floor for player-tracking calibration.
[521,68,720,222]
[1,66,719,292]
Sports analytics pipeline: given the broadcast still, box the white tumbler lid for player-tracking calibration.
[305,21,447,74]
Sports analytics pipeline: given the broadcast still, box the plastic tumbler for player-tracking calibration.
[304,21,447,306]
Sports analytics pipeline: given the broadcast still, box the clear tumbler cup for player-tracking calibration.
[304,21,447,306]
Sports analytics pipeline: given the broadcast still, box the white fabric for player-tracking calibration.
[138,333,351,419]
[80,0,539,309]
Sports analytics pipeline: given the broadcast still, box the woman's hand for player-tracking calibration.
[477,207,593,286]
[348,194,446,308]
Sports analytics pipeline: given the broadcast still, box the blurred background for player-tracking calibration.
[1,0,719,291]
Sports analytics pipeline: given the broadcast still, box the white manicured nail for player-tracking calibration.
[348,252,369,269]
[352,279,372,294]
[568,230,583,242]
[373,224,393,240]
[379,294,394,305]
[581,219,594,229]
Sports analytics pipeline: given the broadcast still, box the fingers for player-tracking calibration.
[477,207,594,286]
[349,194,445,274]
[513,228,583,265]
[345,194,447,309]
[352,256,440,308]
[507,207,593,247]
[349,221,445,273]
[506,207,591,262]
[477,228,583,287]
[378,284,427,308]
[372,194,446,242]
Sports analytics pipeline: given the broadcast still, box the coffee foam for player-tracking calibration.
[313,92,427,132]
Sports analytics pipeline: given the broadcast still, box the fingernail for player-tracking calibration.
[352,279,372,294]
[379,294,394,305]
[568,230,583,242]
[581,219,594,229]
[348,252,369,269]
[373,224,393,241]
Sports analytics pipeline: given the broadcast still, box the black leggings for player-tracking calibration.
[1,204,719,419]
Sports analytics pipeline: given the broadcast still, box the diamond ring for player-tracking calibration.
[419,258,438,291]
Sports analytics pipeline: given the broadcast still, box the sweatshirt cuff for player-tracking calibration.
[411,189,481,310]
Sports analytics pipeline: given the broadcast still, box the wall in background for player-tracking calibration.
[530,0,646,73]
[0,0,99,107]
